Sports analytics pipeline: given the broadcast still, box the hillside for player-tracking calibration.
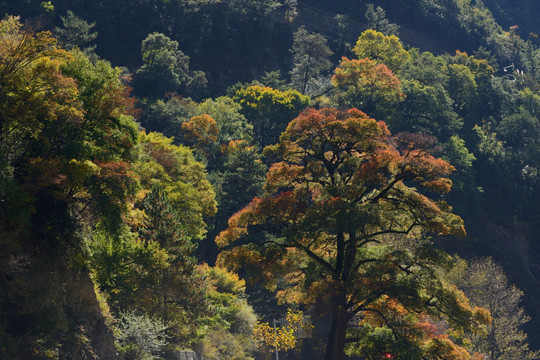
[1,0,540,359]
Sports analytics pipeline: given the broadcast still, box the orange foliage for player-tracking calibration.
[216,107,475,358]
[182,114,219,154]
[332,57,405,107]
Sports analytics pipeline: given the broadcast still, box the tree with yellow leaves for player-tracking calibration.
[253,309,312,355]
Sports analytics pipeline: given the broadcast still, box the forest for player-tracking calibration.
[1,0,540,359]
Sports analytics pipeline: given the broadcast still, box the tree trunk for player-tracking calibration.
[324,305,348,360]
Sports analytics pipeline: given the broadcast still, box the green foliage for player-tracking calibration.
[40,1,54,13]
[352,29,410,72]
[233,85,310,147]
[400,49,448,86]
[198,265,258,360]
[332,57,404,117]
[1,15,139,236]
[212,140,267,219]
[200,328,256,360]
[346,324,423,360]
[364,3,399,36]
[203,266,257,333]
[442,135,477,191]
[198,97,253,144]
[139,96,199,140]
[259,70,288,91]
[141,183,196,263]
[60,49,140,230]
[88,225,163,311]
[446,63,478,115]
[473,86,540,215]
[55,11,97,54]
[134,32,189,99]
[0,17,144,358]
[137,131,217,240]
[395,79,462,139]
[289,27,333,95]
[89,185,208,346]
[116,311,170,360]
[134,32,207,99]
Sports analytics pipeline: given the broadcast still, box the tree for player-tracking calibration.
[216,108,481,360]
[0,16,139,236]
[213,140,267,220]
[133,32,207,99]
[139,184,207,343]
[450,258,539,360]
[442,135,477,196]
[332,57,404,117]
[445,63,478,115]
[139,96,199,140]
[352,29,409,72]
[365,4,399,36]
[233,85,310,148]
[182,114,220,158]
[252,309,311,354]
[134,32,189,99]
[199,265,258,360]
[115,310,170,360]
[394,79,462,140]
[55,10,97,54]
[198,96,253,144]
[204,140,267,262]
[0,17,138,358]
[137,131,217,240]
[400,50,449,87]
[473,87,540,216]
[259,70,288,91]
[345,295,488,360]
[283,0,298,23]
[289,27,333,95]
[89,184,207,347]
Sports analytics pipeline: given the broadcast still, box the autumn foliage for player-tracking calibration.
[216,107,479,360]
[332,57,404,115]
[252,309,312,353]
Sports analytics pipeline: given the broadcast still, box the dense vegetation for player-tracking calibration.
[1,1,540,359]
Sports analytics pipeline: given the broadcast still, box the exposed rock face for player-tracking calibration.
[62,265,118,360]
[0,252,118,359]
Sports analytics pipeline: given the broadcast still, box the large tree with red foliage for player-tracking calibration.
[217,108,485,360]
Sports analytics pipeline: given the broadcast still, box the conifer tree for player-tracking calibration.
[55,11,97,54]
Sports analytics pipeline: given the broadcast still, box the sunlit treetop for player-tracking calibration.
[352,29,410,71]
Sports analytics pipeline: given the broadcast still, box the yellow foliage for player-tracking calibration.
[252,309,313,353]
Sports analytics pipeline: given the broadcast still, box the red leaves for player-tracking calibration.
[218,107,464,248]
[95,160,131,179]
[264,162,304,193]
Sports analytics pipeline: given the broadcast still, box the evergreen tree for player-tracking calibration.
[141,183,195,265]
[365,4,399,36]
[55,11,97,54]
[289,27,333,95]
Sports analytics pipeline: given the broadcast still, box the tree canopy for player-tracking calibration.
[216,107,483,360]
